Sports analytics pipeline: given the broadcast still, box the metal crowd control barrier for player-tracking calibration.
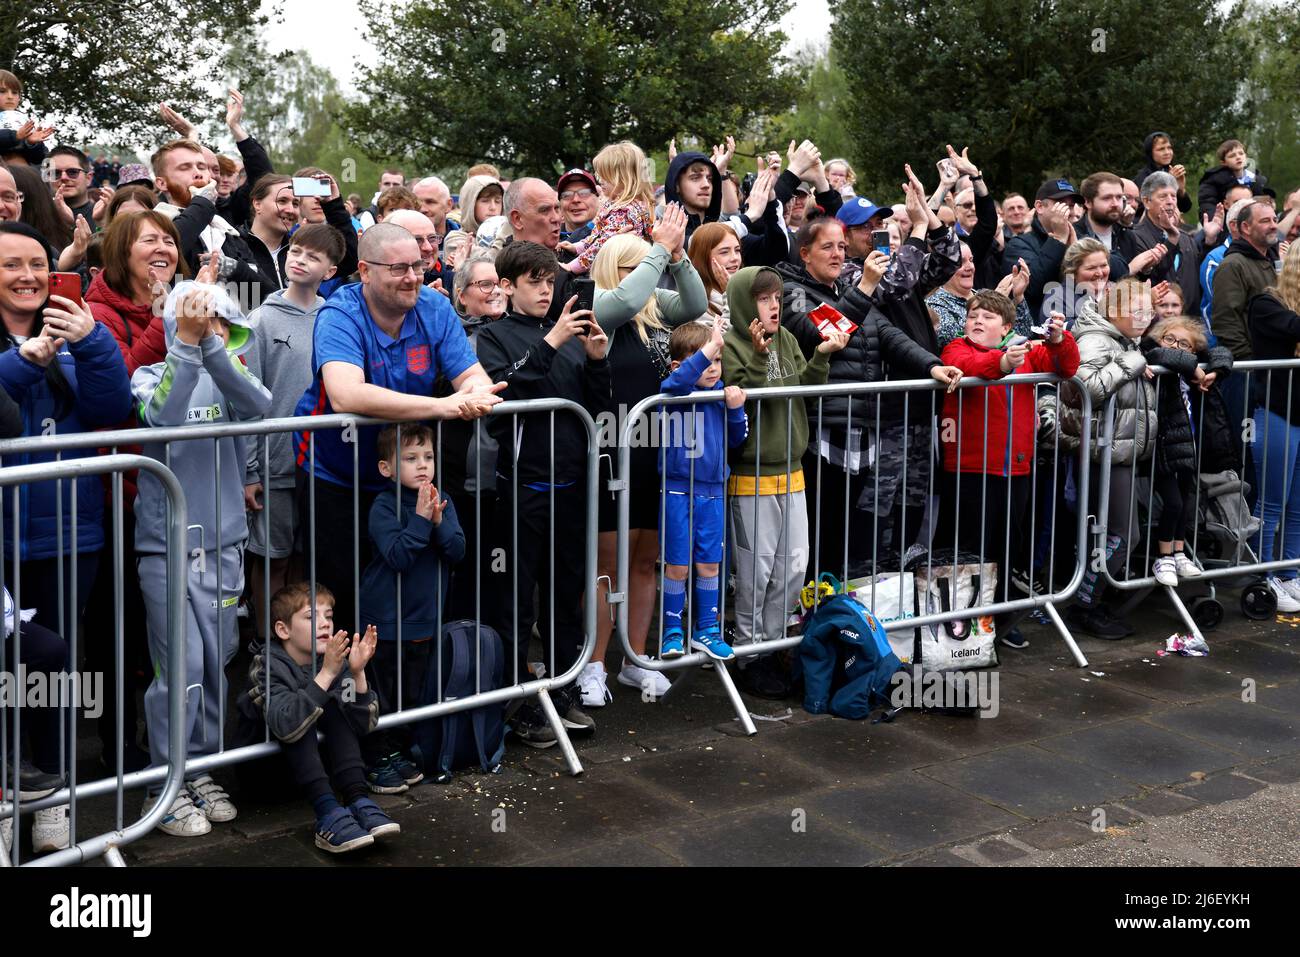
[615,374,1094,735]
[1095,358,1300,641]
[1,454,187,866]
[0,399,599,864]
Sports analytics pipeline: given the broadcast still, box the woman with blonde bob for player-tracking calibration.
[562,140,656,273]
[578,211,708,709]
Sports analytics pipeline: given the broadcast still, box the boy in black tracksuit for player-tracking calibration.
[475,241,614,745]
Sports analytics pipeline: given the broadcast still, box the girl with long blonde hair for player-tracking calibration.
[562,141,656,274]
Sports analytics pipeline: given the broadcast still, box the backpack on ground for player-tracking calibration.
[799,580,904,719]
[411,620,507,782]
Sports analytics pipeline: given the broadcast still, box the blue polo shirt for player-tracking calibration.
[294,283,477,490]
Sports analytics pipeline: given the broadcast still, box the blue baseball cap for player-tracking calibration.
[836,196,893,227]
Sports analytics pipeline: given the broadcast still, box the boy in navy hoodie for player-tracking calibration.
[358,423,465,792]
[658,318,749,660]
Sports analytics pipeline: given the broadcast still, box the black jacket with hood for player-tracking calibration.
[777,261,940,440]
[663,151,787,267]
[1139,338,1235,475]
[1197,165,1273,224]
[1134,131,1192,214]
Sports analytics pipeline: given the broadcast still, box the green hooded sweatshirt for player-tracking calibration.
[723,266,830,483]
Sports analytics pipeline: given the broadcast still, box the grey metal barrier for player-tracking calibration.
[1,454,187,866]
[0,399,599,865]
[1094,358,1300,640]
[614,374,1095,734]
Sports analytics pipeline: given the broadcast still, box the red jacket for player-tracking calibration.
[85,272,169,509]
[85,272,168,377]
[940,332,1080,477]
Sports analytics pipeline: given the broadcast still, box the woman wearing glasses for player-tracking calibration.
[1139,316,1234,587]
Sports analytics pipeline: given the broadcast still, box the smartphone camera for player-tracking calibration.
[871,229,891,255]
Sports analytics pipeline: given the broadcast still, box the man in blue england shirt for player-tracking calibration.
[294,222,503,632]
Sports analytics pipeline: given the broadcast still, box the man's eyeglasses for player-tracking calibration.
[51,168,85,179]
[560,188,595,201]
[1160,334,1195,352]
[0,191,23,205]
[364,260,425,277]
[465,279,498,293]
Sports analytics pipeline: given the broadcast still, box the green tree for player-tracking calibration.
[1241,1,1300,198]
[761,42,859,172]
[0,1,278,142]
[830,0,1249,200]
[345,0,799,177]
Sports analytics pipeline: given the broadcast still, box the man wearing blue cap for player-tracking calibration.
[1001,178,1082,317]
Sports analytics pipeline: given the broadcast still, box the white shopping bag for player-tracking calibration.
[912,560,998,671]
[845,572,916,664]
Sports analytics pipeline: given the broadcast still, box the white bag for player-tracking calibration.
[912,560,998,671]
[845,572,916,664]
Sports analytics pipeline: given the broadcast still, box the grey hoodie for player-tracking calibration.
[243,289,325,489]
[131,282,273,555]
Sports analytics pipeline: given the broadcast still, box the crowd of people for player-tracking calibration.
[2,66,1299,856]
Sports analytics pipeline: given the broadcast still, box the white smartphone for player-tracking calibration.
[292,176,331,198]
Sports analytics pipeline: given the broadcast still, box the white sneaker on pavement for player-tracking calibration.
[578,662,612,708]
[617,663,671,699]
[1267,577,1300,613]
[32,805,69,854]
[143,790,212,837]
[1153,556,1178,587]
[186,775,237,823]
[1173,552,1201,579]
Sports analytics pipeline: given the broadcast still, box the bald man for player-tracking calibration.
[385,208,449,289]
[412,176,455,241]
[0,166,20,221]
[292,221,503,631]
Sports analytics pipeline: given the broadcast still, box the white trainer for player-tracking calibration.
[32,805,70,854]
[617,663,671,699]
[186,775,237,823]
[1267,577,1300,613]
[143,790,212,837]
[1153,556,1178,587]
[578,662,612,708]
[1281,577,1300,604]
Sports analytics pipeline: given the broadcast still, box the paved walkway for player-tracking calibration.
[61,600,1300,866]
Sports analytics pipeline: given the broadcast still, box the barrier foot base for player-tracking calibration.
[103,846,127,868]
[716,662,758,736]
[1164,586,1205,644]
[535,687,584,776]
[1044,602,1089,668]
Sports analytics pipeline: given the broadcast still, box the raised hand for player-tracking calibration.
[787,139,820,179]
[703,314,726,360]
[195,250,221,286]
[749,318,770,355]
[348,624,378,674]
[322,629,349,676]
[711,135,735,175]
[416,481,436,520]
[652,202,687,257]
[667,137,677,162]
[945,144,980,177]
[225,89,245,131]
[159,102,196,138]
[92,185,116,225]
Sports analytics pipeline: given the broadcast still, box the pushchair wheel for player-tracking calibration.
[1241,583,1277,621]
[1188,597,1224,631]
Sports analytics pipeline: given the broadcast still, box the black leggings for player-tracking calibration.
[3,619,70,774]
[1155,468,1198,545]
[280,699,369,811]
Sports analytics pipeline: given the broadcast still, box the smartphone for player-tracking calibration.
[41,161,56,184]
[48,272,83,308]
[871,229,891,255]
[572,277,595,314]
[291,176,331,198]
[938,158,957,181]
[1012,262,1022,276]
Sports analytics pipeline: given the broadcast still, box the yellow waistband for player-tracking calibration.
[727,470,806,496]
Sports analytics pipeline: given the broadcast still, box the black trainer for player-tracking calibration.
[999,627,1029,649]
[1065,603,1127,640]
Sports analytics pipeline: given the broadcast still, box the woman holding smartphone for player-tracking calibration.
[0,221,132,850]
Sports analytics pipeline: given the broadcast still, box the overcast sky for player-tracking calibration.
[261,0,832,90]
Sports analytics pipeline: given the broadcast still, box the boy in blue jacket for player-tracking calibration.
[359,423,465,792]
[132,270,272,836]
[658,318,749,660]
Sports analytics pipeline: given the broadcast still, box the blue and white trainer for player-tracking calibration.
[348,797,401,838]
[690,628,736,661]
[660,631,686,659]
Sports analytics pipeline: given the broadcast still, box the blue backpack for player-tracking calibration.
[800,581,904,719]
[412,620,507,782]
